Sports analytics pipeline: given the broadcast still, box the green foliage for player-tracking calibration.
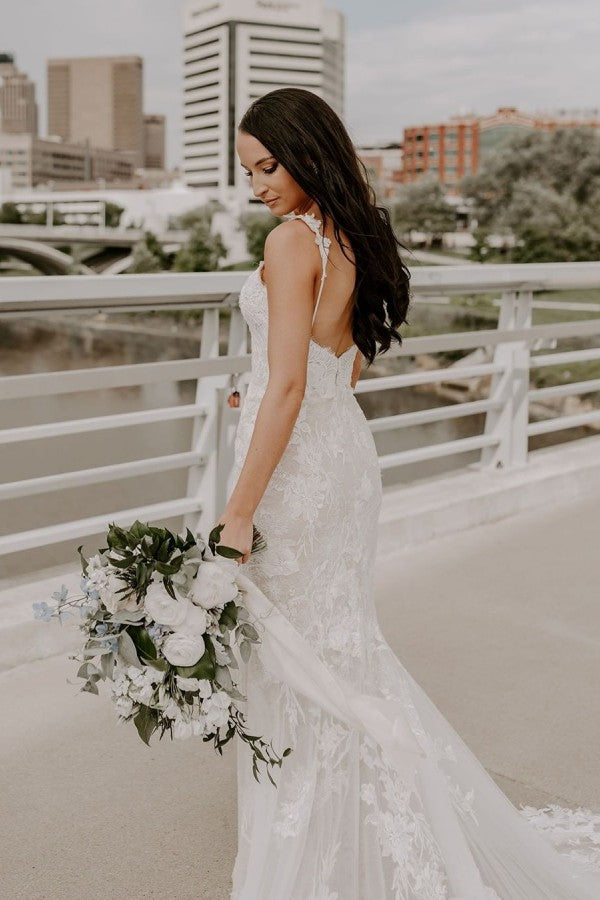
[391,177,456,245]
[173,221,227,272]
[169,200,222,231]
[462,127,600,262]
[0,202,22,224]
[104,201,125,228]
[128,230,170,273]
[241,212,281,265]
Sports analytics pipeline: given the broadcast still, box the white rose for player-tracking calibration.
[178,603,209,637]
[189,560,239,610]
[143,582,189,629]
[162,631,205,666]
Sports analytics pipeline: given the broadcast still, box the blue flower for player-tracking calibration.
[51,584,69,605]
[104,636,119,653]
[32,601,53,622]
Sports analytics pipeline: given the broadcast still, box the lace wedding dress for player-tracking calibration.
[226,212,600,899]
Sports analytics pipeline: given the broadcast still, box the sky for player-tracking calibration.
[3,0,600,168]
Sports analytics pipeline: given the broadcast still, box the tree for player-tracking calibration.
[461,127,600,261]
[169,200,222,231]
[241,212,281,265]
[391,177,456,247]
[104,201,124,228]
[0,202,22,224]
[172,221,227,271]
[128,231,169,273]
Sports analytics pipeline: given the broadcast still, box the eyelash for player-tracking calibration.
[243,164,278,178]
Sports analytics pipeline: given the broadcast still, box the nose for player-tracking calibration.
[251,175,268,199]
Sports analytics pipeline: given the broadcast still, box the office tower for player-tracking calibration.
[0,53,38,136]
[48,55,144,166]
[143,113,166,169]
[182,0,345,191]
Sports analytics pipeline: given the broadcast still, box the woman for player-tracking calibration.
[218,88,600,899]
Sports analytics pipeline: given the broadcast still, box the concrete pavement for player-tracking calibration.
[1,481,599,898]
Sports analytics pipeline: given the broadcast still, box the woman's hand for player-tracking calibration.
[214,510,254,565]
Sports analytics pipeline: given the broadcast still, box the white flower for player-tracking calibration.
[114,696,134,717]
[179,603,209,637]
[172,718,194,740]
[143,582,189,629]
[202,689,231,731]
[162,631,205,666]
[87,565,138,613]
[189,560,238,610]
[176,675,212,697]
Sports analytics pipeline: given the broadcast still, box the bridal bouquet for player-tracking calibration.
[32,519,291,785]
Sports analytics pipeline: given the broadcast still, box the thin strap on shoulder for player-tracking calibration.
[287,212,331,325]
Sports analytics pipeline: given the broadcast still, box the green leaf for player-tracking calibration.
[81,680,99,695]
[208,523,225,544]
[143,655,169,672]
[77,544,89,576]
[175,646,215,680]
[215,544,243,559]
[128,625,157,661]
[133,705,158,746]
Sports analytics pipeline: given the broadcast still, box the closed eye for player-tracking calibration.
[242,163,278,177]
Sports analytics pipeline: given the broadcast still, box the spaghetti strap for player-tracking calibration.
[286,212,331,326]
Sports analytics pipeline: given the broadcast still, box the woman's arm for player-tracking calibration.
[216,220,320,561]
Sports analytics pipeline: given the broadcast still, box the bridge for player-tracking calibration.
[1,263,599,897]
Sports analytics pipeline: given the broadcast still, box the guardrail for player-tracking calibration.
[1,262,599,559]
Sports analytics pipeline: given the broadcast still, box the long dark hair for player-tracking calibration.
[238,88,411,366]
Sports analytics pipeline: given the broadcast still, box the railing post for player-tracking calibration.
[481,289,532,470]
[183,308,223,538]
[215,305,248,516]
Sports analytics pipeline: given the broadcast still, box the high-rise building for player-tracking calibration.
[0,53,38,136]
[182,0,345,192]
[47,55,144,166]
[143,114,166,169]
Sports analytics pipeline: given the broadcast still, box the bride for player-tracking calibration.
[216,87,600,899]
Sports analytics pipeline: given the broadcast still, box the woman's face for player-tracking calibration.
[236,131,311,217]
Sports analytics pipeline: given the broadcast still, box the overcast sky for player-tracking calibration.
[3,0,599,167]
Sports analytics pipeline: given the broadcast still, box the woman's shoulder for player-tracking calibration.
[264,217,320,262]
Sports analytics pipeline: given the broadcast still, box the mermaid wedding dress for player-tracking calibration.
[227,212,600,899]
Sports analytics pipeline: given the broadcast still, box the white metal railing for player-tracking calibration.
[1,262,599,559]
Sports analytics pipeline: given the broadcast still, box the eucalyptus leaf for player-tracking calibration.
[240,623,259,642]
[215,664,233,692]
[117,630,142,668]
[240,640,252,663]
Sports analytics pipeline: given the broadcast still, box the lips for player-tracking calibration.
[264,198,278,206]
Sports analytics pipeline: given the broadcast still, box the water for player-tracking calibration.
[0,315,588,578]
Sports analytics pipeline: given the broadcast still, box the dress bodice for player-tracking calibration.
[238,212,357,400]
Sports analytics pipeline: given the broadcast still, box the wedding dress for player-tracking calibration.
[226,211,600,899]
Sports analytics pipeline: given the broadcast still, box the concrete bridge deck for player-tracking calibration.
[1,471,599,898]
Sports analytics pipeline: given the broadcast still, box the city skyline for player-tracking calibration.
[3,0,599,169]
